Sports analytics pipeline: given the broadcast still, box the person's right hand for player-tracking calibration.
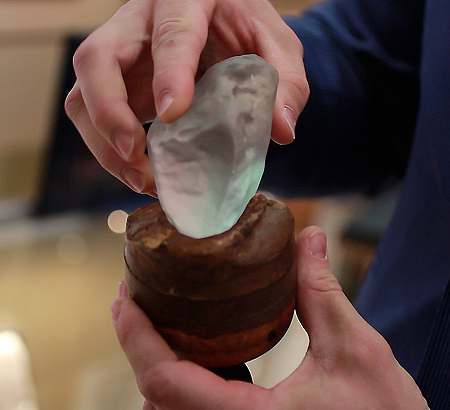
[64,0,309,195]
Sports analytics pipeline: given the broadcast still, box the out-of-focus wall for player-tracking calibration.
[0,0,125,199]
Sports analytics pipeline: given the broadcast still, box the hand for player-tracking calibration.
[64,0,309,195]
[111,226,429,410]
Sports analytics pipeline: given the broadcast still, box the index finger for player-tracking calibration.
[151,0,213,122]
[111,297,178,375]
[71,51,146,163]
[111,296,274,410]
[70,0,153,158]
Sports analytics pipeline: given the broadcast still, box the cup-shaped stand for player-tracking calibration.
[124,193,296,371]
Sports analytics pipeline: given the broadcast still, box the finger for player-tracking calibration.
[139,360,273,410]
[151,0,213,122]
[111,297,178,377]
[282,226,429,410]
[143,399,157,410]
[257,12,309,144]
[272,66,309,145]
[111,297,274,410]
[71,46,146,162]
[68,0,155,161]
[118,279,128,298]
[65,84,155,194]
[295,226,361,352]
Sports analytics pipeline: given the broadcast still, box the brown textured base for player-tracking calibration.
[153,302,295,368]
[124,194,296,368]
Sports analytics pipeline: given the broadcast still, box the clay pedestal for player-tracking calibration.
[124,194,296,369]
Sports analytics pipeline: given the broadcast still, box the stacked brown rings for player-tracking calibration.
[124,193,296,368]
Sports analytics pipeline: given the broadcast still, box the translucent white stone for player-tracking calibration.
[147,54,278,238]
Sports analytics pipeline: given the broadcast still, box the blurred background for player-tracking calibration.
[0,0,398,409]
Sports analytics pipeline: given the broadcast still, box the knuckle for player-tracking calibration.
[283,71,310,109]
[298,76,310,102]
[64,87,83,122]
[303,272,342,294]
[72,43,90,74]
[72,38,101,74]
[152,17,185,50]
[138,363,176,405]
[280,40,310,108]
[152,16,204,55]
[348,329,396,371]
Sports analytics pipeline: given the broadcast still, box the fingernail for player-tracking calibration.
[149,189,159,199]
[158,92,174,118]
[118,280,127,297]
[282,106,297,140]
[115,133,134,159]
[123,168,146,193]
[111,298,122,321]
[308,228,328,260]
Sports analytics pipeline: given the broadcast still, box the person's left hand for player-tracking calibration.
[111,226,428,410]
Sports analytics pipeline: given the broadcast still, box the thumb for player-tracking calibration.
[295,226,362,352]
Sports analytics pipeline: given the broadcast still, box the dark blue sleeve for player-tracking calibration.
[261,0,424,198]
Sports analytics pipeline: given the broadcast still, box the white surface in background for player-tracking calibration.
[248,315,309,387]
[0,330,39,410]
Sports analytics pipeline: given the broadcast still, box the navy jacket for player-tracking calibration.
[261,0,450,404]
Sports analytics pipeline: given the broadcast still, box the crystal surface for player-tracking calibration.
[147,54,278,238]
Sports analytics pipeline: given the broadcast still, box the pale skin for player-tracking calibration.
[66,0,428,407]
[112,226,428,409]
[65,0,308,195]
